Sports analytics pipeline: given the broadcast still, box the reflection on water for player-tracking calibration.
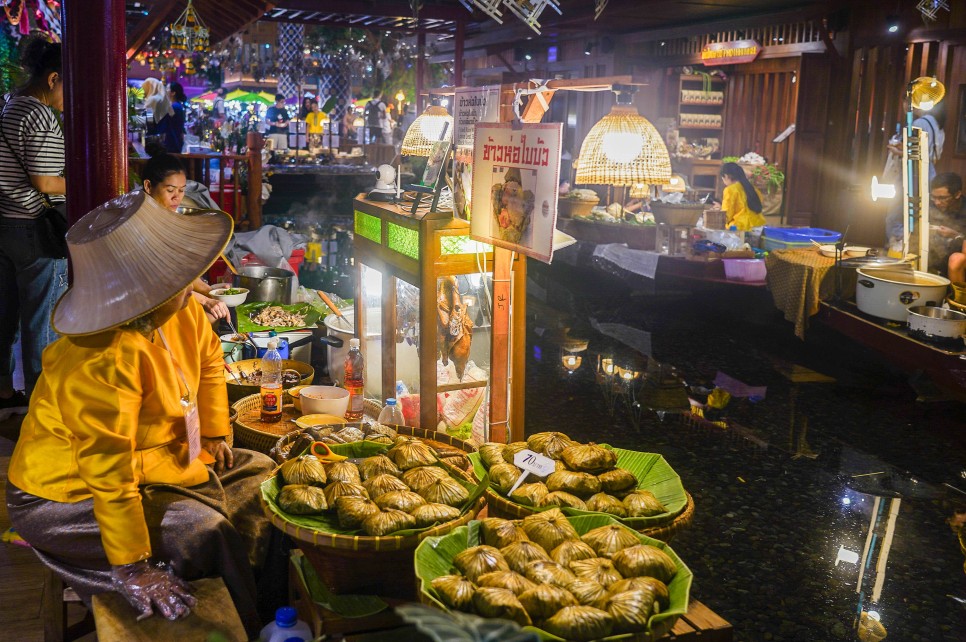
[524,259,966,641]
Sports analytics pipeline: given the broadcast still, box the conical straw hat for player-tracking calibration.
[52,191,233,336]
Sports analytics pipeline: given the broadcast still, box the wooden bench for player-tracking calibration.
[91,577,247,642]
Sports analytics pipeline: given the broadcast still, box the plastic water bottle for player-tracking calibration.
[259,606,312,642]
[343,338,364,420]
[259,338,283,423]
[377,398,405,426]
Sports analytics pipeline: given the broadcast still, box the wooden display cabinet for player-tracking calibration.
[674,74,727,198]
[351,195,525,441]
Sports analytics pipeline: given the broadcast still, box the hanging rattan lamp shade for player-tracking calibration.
[401,105,454,156]
[575,105,672,186]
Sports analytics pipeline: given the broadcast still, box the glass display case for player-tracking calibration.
[352,195,523,441]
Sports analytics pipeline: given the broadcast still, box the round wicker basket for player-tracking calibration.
[231,393,303,453]
[260,430,482,599]
[225,358,314,403]
[649,202,706,227]
[558,197,599,219]
[483,488,694,541]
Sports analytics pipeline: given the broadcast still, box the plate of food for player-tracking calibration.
[236,301,322,332]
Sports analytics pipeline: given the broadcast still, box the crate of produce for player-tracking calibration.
[469,434,693,541]
[260,436,487,599]
[415,511,693,641]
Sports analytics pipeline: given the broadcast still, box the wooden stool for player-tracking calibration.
[92,577,247,642]
[41,566,93,642]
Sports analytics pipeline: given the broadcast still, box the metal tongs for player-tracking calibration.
[225,317,260,353]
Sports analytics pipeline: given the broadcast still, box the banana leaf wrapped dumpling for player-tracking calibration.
[605,588,660,633]
[546,470,601,499]
[410,502,461,528]
[586,492,628,517]
[537,490,587,510]
[519,583,577,621]
[581,524,641,558]
[502,441,529,464]
[500,540,551,574]
[323,480,369,506]
[509,482,548,507]
[597,468,638,494]
[480,517,529,548]
[550,539,597,567]
[324,460,362,485]
[568,578,610,609]
[522,507,579,551]
[543,605,614,642]
[489,462,522,494]
[476,570,536,596]
[335,496,380,529]
[527,432,576,459]
[279,455,327,486]
[570,557,623,588]
[358,454,400,480]
[374,490,426,512]
[612,544,677,584]
[362,508,416,536]
[561,443,617,473]
[479,442,507,469]
[388,439,438,470]
[608,577,670,609]
[454,545,510,582]
[623,489,668,517]
[522,559,577,589]
[402,465,448,491]
[418,476,470,507]
[472,587,532,627]
[430,574,476,611]
[277,484,328,514]
[363,473,409,498]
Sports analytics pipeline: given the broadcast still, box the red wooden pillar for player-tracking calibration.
[62,0,128,226]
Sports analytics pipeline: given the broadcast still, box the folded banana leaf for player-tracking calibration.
[237,301,322,332]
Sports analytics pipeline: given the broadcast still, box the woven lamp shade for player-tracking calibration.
[575,104,672,187]
[401,105,454,156]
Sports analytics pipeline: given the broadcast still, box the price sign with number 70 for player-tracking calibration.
[508,449,556,495]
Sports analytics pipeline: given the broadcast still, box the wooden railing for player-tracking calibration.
[129,132,264,228]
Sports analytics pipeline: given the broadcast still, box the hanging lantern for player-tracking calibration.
[168,0,210,53]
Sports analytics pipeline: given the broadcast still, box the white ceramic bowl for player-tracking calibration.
[209,287,249,307]
[298,385,350,417]
[818,245,872,259]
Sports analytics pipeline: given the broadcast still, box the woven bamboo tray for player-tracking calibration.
[232,394,303,453]
[260,436,485,600]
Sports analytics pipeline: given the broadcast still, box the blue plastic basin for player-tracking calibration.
[762,226,842,243]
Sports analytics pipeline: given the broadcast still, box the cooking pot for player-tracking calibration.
[855,268,949,321]
[906,305,966,342]
[322,309,419,393]
[234,266,295,304]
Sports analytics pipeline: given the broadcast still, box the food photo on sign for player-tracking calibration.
[471,122,563,262]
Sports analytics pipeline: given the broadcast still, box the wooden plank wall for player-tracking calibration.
[721,58,800,165]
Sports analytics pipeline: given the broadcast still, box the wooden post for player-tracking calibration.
[488,247,512,444]
[246,131,263,229]
[416,31,426,113]
[62,0,128,227]
[454,21,465,87]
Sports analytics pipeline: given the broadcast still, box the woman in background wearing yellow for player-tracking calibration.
[305,99,327,147]
[719,162,765,231]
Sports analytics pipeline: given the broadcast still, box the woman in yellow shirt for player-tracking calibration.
[719,162,766,231]
[5,192,273,635]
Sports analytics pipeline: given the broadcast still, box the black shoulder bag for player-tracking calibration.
[0,103,68,259]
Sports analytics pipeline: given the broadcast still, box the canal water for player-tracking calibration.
[523,253,965,641]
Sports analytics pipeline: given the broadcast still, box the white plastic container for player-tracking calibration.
[259,606,312,642]
[722,259,767,282]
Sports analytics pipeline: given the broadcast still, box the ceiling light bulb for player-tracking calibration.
[602,132,645,163]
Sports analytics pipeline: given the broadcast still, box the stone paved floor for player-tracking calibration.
[523,255,966,641]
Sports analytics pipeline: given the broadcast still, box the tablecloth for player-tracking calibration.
[765,249,856,339]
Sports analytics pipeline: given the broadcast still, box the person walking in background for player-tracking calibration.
[364,90,386,144]
[265,93,289,150]
[157,81,187,153]
[0,37,67,411]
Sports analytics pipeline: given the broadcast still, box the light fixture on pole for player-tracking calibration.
[575,85,672,189]
[902,76,946,269]
[401,101,454,157]
[870,176,896,201]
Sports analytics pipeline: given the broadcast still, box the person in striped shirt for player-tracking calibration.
[0,37,66,411]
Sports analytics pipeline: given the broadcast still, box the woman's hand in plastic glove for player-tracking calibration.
[110,561,196,621]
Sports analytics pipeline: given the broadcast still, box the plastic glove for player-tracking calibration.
[110,560,196,621]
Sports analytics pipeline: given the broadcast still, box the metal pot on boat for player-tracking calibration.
[234,266,295,304]
[906,305,966,342]
[855,268,949,322]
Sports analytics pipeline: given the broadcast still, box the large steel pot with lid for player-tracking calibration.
[855,268,949,321]
[906,305,966,343]
[234,266,295,304]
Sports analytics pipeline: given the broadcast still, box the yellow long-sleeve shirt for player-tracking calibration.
[305,111,327,134]
[722,182,766,231]
[8,297,229,565]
